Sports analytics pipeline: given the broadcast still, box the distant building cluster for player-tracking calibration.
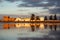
[3,16,15,22]
[0,14,58,22]
[3,14,45,22]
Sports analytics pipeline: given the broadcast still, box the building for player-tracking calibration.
[15,18,24,21]
[3,24,9,29]
[9,18,15,22]
[3,16,10,22]
[24,18,30,21]
[15,17,30,22]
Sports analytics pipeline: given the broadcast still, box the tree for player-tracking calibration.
[44,16,47,20]
[49,15,53,20]
[36,16,40,20]
[30,14,35,20]
[54,14,57,20]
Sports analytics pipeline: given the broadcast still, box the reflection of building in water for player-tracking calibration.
[24,23,30,28]
[15,23,30,28]
[3,24,9,29]
[3,24,15,29]
[3,23,31,29]
[3,23,59,31]
[40,23,44,30]
[9,24,15,28]
[15,23,21,28]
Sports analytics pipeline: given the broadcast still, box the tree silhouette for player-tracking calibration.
[30,24,35,32]
[35,24,40,30]
[44,16,47,20]
[54,25,57,31]
[36,16,40,20]
[30,14,35,20]
[49,15,53,20]
[54,14,57,20]
[49,25,53,30]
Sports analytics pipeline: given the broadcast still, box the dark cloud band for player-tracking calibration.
[0,0,60,14]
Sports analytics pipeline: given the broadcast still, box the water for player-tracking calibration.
[0,23,60,40]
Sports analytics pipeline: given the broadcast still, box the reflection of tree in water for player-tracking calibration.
[44,25,47,29]
[49,25,53,30]
[49,25,57,31]
[49,15,53,20]
[59,25,60,29]
[35,24,40,30]
[54,25,57,31]
[54,14,57,20]
[30,24,35,32]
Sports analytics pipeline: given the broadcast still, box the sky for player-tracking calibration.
[0,0,60,15]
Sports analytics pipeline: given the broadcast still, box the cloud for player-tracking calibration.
[0,0,4,2]
[17,0,60,7]
[0,0,60,7]
[0,0,2,2]
[49,8,60,14]
[17,0,49,7]
[48,0,60,6]
[4,0,43,3]
[18,3,45,7]
[0,0,60,14]
[47,0,60,14]
[22,0,43,3]
[0,0,21,2]
[1,0,60,7]
[6,0,20,2]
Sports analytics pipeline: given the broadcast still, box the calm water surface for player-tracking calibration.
[0,23,60,31]
[0,23,60,40]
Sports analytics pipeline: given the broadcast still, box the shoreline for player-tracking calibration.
[0,20,60,23]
